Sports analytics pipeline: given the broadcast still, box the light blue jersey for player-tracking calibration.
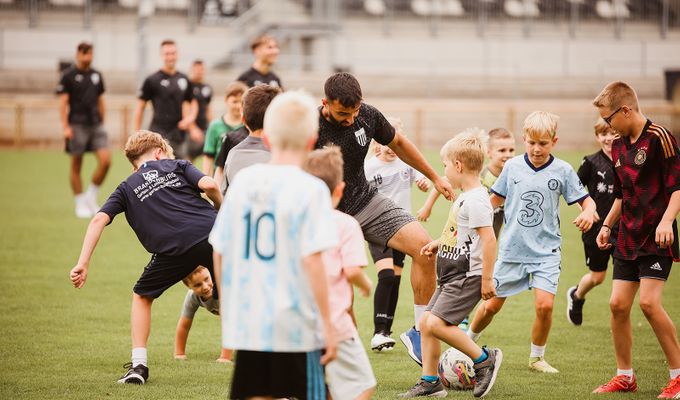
[491,154,588,263]
[209,164,338,352]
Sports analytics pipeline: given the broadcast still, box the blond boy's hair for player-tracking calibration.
[440,128,486,173]
[592,81,640,112]
[263,90,318,151]
[303,146,344,194]
[524,111,559,139]
[182,265,207,286]
[124,130,174,166]
[594,118,616,136]
[487,127,514,148]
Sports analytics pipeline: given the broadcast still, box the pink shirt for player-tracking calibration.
[323,210,369,341]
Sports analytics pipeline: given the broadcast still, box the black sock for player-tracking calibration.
[386,274,401,333]
[374,269,395,334]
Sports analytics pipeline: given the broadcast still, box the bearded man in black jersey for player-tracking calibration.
[315,72,455,364]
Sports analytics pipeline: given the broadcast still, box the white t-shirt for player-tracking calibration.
[364,157,424,211]
[209,164,338,352]
[181,290,220,319]
[436,186,493,284]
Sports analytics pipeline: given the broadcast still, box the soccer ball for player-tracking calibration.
[438,347,476,390]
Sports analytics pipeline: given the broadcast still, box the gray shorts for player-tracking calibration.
[353,193,416,248]
[368,242,406,267]
[426,275,482,326]
[66,124,108,155]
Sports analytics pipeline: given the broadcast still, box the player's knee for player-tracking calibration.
[484,301,503,315]
[609,298,629,316]
[591,272,606,286]
[535,301,553,317]
[638,299,659,317]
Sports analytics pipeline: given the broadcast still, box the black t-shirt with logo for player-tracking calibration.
[99,159,217,256]
[577,149,616,243]
[215,126,249,169]
[315,103,396,215]
[56,65,105,125]
[236,67,282,89]
[192,82,212,131]
[139,70,194,134]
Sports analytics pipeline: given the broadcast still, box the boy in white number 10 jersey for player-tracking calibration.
[210,90,338,400]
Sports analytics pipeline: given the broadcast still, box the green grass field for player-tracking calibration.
[0,149,677,400]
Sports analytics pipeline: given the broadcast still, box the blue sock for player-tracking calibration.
[421,375,438,383]
[473,348,488,364]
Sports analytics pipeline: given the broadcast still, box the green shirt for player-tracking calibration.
[203,116,243,163]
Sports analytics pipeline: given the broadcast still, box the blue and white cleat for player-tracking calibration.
[400,326,423,366]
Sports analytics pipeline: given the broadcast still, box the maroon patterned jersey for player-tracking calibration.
[611,120,680,260]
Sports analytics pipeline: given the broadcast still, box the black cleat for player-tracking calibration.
[566,286,585,326]
[117,362,149,385]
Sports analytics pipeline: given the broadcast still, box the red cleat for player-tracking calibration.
[593,375,638,394]
[658,376,680,399]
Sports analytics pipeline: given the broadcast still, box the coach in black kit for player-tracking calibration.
[237,34,283,89]
[57,42,111,219]
[133,39,196,159]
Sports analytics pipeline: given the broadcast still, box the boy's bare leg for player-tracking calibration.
[609,280,639,369]
[92,148,111,186]
[531,289,555,346]
[131,293,154,348]
[420,313,443,376]
[639,278,680,369]
[469,297,506,334]
[70,155,83,194]
[429,316,483,360]
[355,387,375,400]
[387,221,435,305]
[575,270,606,299]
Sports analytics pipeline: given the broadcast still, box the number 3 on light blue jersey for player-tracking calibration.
[243,210,276,260]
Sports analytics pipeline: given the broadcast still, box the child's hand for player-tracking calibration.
[656,220,675,248]
[416,206,431,222]
[359,284,371,298]
[481,278,496,300]
[420,240,439,258]
[573,210,595,232]
[69,264,88,288]
[416,178,430,192]
[596,226,612,249]
[174,354,187,361]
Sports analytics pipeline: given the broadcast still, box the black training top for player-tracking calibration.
[236,67,283,89]
[56,65,105,125]
[100,159,217,256]
[577,149,616,242]
[315,103,396,215]
[215,126,249,169]
[139,70,194,132]
[192,82,213,131]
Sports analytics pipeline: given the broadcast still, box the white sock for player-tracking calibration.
[617,369,634,378]
[86,184,100,197]
[467,329,481,343]
[414,305,426,331]
[670,368,680,380]
[530,343,546,358]
[132,347,147,367]
[75,193,86,203]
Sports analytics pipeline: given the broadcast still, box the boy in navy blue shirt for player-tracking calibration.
[69,130,222,385]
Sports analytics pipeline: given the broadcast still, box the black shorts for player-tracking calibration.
[583,242,613,272]
[230,350,325,400]
[133,239,213,298]
[368,242,405,267]
[612,255,673,282]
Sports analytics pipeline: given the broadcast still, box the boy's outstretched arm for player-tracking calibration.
[596,199,621,250]
[656,190,680,248]
[199,176,223,210]
[574,196,597,232]
[69,212,111,289]
[417,188,442,222]
[477,226,497,300]
[302,252,337,366]
[343,266,372,297]
[174,316,193,359]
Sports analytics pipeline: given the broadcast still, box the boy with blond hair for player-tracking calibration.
[174,265,232,363]
[399,130,502,398]
[69,130,223,384]
[566,119,617,326]
[210,91,337,400]
[590,81,680,398]
[304,146,377,400]
[467,111,597,374]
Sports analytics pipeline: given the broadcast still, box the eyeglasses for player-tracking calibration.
[603,106,623,127]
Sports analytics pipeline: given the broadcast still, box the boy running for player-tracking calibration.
[211,91,337,400]
[467,111,597,373]
[69,130,222,384]
[591,81,680,398]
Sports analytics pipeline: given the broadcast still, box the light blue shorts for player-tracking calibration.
[493,259,561,297]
